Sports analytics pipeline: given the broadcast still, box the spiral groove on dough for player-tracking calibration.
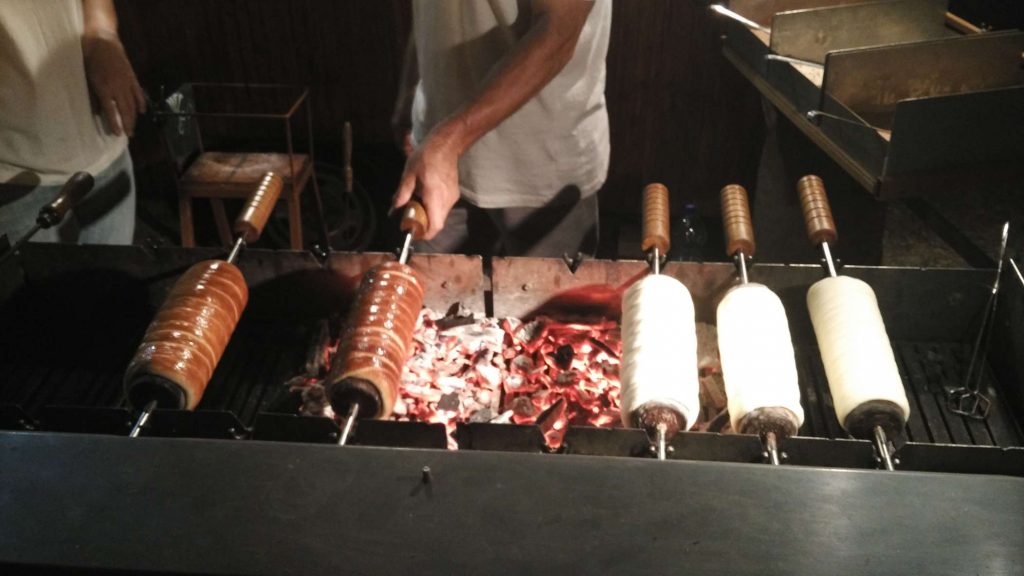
[641,183,671,254]
[124,260,249,410]
[717,283,803,434]
[806,276,910,431]
[619,274,700,431]
[329,261,425,418]
[234,172,284,243]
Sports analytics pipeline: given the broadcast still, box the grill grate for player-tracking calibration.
[795,341,1024,447]
[2,319,1022,448]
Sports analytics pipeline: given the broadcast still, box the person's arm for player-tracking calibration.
[392,0,594,240]
[81,0,146,137]
[391,30,419,157]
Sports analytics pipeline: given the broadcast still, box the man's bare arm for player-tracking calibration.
[81,0,146,136]
[393,0,595,239]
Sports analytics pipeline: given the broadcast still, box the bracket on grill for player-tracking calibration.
[0,404,35,431]
[39,406,132,435]
[456,423,548,452]
[145,410,249,440]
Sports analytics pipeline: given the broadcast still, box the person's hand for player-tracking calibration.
[392,129,461,240]
[82,29,146,137]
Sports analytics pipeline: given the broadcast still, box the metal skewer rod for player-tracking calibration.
[965,223,1009,388]
[820,241,838,278]
[651,246,661,275]
[954,222,1009,413]
[873,425,896,471]
[226,237,246,265]
[398,232,414,265]
[709,4,771,34]
[764,431,781,466]
[338,402,360,446]
[765,54,824,68]
[0,224,42,266]
[0,172,94,265]
[1010,257,1024,287]
[129,399,158,438]
[737,251,749,284]
[655,422,668,461]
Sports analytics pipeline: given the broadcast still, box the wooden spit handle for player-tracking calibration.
[38,172,94,228]
[234,172,284,244]
[720,184,755,258]
[797,175,838,246]
[400,200,429,241]
[641,183,671,254]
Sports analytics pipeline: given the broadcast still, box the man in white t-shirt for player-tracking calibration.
[392,0,611,257]
[0,0,145,245]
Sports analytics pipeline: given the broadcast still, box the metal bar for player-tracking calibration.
[284,88,309,119]
[3,433,1023,575]
[709,4,771,33]
[722,48,878,193]
[765,54,824,68]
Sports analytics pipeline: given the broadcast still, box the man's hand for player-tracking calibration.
[81,0,145,137]
[392,127,462,240]
[391,0,593,240]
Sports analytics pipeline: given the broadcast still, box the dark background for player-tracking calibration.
[116,0,765,256]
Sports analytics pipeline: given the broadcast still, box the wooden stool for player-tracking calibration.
[178,151,313,249]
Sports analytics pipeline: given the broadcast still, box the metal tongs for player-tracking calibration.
[946,222,1010,420]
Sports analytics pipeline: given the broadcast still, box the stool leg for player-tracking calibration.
[179,193,195,247]
[211,198,233,247]
[288,191,303,250]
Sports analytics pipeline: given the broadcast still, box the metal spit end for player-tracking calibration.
[996,222,1010,272]
[397,232,414,265]
[1009,258,1024,288]
[763,431,782,466]
[654,422,668,461]
[872,425,897,472]
[128,399,159,438]
[337,402,360,446]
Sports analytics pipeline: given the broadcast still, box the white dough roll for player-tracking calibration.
[806,276,911,430]
[620,274,700,430]
[717,283,804,433]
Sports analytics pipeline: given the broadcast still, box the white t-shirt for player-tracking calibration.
[0,0,126,186]
[411,0,611,209]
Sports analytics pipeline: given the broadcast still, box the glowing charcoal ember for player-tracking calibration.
[294,308,624,450]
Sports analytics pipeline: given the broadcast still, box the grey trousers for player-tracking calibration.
[0,150,136,246]
[416,191,599,258]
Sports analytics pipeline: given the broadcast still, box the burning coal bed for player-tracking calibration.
[293,306,725,450]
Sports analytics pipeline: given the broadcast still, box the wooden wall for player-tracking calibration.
[118,0,764,253]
